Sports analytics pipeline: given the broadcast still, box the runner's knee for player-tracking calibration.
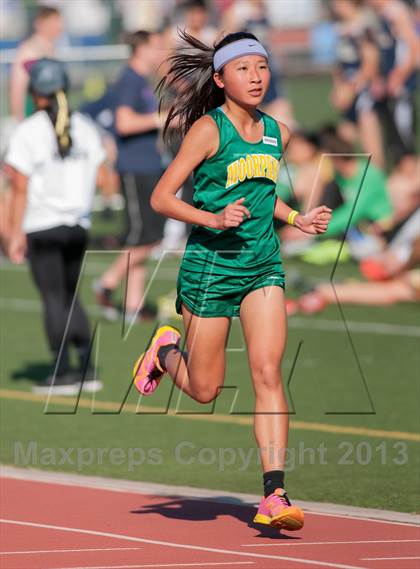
[189,374,224,404]
[250,360,281,392]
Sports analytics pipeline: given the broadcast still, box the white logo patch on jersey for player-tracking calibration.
[263,136,278,146]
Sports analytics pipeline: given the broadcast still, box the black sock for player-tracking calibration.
[157,344,178,371]
[157,344,189,371]
[263,470,285,498]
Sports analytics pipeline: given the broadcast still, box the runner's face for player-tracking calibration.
[214,55,270,107]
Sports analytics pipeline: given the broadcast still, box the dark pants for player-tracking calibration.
[27,225,91,375]
[376,93,417,165]
[119,172,165,246]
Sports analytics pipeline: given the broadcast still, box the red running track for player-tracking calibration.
[1,476,419,569]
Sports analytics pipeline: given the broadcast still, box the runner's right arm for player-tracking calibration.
[150,115,250,230]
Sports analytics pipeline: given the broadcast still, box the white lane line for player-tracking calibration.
[1,297,419,338]
[361,557,420,561]
[0,547,142,555]
[241,539,420,547]
[0,519,370,569]
[43,563,255,569]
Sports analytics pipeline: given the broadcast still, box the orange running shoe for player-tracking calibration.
[133,325,181,395]
[253,488,304,531]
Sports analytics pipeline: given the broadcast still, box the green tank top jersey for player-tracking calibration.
[181,107,283,276]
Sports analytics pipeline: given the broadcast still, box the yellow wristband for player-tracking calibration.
[287,210,299,226]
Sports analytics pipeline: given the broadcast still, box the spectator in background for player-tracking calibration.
[284,126,394,265]
[58,0,110,46]
[5,58,106,394]
[221,0,296,126]
[80,87,122,235]
[178,0,218,45]
[320,130,393,239]
[330,0,385,169]
[94,31,166,322]
[0,0,28,49]
[116,0,169,33]
[277,131,335,254]
[277,125,404,265]
[281,130,334,212]
[368,0,419,162]
[373,209,420,278]
[9,5,63,121]
[310,2,338,66]
[221,0,267,34]
[387,154,420,226]
[296,232,420,314]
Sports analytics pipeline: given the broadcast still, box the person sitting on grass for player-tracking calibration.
[320,131,393,239]
[280,130,394,266]
[296,231,420,314]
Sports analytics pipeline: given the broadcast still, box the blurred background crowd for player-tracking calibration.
[0,0,419,322]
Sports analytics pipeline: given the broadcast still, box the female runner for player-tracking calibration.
[133,31,331,531]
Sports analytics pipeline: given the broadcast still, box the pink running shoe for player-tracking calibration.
[133,325,181,395]
[253,488,304,531]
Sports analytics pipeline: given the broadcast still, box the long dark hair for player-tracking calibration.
[157,30,260,141]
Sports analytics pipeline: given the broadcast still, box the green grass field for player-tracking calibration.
[1,225,419,513]
[1,74,419,515]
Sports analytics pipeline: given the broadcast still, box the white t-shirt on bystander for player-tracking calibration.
[5,110,105,234]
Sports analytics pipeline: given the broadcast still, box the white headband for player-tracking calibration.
[213,38,268,72]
